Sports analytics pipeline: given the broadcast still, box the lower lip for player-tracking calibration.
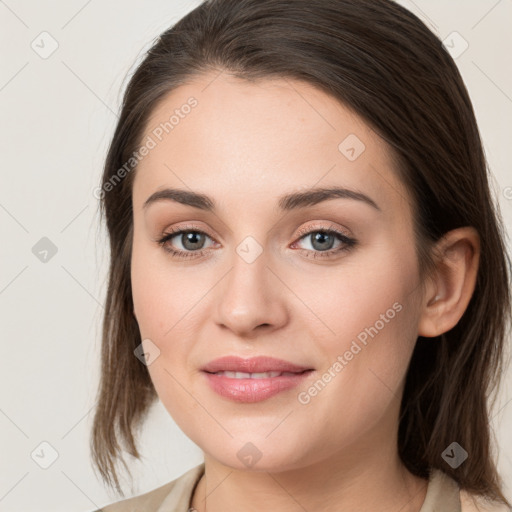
[202,371,313,403]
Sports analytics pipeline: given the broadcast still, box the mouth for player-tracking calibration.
[206,370,306,379]
[201,356,314,403]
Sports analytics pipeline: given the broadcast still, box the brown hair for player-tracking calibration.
[91,0,512,504]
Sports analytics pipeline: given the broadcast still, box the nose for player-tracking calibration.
[214,245,289,339]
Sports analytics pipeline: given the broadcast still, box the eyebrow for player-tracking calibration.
[143,186,381,212]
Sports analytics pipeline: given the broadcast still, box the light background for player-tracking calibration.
[0,1,511,510]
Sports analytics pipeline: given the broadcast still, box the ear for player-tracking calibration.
[418,227,480,337]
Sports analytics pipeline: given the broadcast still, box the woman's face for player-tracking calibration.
[131,71,425,472]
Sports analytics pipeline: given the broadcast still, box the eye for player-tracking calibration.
[291,225,357,259]
[156,225,216,259]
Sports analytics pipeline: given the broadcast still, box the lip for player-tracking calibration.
[201,355,311,373]
[201,356,314,403]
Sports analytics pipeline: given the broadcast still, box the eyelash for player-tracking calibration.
[156,224,357,260]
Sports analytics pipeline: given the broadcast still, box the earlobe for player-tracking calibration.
[417,227,480,338]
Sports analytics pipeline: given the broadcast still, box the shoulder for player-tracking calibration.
[421,469,510,512]
[91,463,205,512]
[93,480,176,512]
[460,489,511,512]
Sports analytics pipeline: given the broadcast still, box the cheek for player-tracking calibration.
[130,239,207,408]
[296,244,421,409]
[131,245,201,417]
[131,236,192,340]
[298,242,420,349]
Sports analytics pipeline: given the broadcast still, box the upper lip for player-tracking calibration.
[201,356,312,374]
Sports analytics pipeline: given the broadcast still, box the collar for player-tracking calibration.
[155,464,461,511]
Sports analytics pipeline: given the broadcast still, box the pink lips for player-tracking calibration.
[201,356,314,403]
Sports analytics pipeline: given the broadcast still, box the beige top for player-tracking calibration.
[93,463,510,512]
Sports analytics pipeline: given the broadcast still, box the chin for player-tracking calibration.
[200,435,315,473]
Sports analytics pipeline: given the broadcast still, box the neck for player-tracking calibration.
[190,427,428,512]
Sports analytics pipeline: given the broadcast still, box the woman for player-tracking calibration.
[90,0,512,510]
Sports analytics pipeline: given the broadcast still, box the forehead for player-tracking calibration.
[132,71,409,217]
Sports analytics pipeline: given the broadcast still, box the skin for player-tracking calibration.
[130,71,480,512]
